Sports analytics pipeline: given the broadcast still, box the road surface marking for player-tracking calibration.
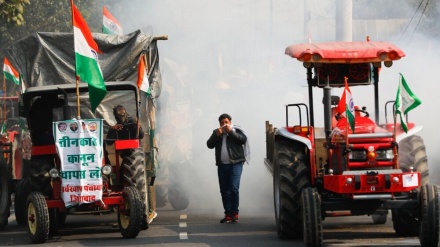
[180,214,187,220]
[179,222,187,227]
[179,232,188,240]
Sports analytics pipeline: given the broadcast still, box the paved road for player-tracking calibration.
[0,198,422,247]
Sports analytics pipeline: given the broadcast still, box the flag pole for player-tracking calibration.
[344,77,350,168]
[71,0,81,119]
[2,75,5,121]
[393,109,399,169]
[76,75,80,119]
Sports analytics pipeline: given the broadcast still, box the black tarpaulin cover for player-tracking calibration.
[5,30,162,100]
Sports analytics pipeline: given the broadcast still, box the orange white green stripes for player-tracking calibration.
[71,0,106,113]
[102,6,123,35]
[3,57,20,85]
[137,54,151,94]
[337,77,355,133]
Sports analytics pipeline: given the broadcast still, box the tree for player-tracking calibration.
[0,0,30,26]
[0,0,108,96]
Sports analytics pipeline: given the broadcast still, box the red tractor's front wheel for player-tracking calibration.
[26,192,49,244]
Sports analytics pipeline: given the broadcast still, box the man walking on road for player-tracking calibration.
[207,113,248,223]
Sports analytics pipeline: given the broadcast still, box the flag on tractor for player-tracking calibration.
[3,57,20,85]
[102,6,123,35]
[137,54,151,95]
[71,0,107,113]
[337,77,355,133]
[395,73,421,133]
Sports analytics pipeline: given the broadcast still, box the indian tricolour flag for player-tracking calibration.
[71,1,107,113]
[137,54,151,95]
[3,57,20,85]
[337,77,355,133]
[102,6,123,35]
[395,73,421,133]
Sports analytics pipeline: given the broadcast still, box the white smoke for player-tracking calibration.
[109,0,440,214]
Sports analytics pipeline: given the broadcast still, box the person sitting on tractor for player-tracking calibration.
[106,105,144,142]
[104,105,144,164]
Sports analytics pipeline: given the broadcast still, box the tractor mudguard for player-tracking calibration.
[276,127,312,149]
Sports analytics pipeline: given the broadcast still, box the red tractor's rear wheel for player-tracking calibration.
[273,139,310,239]
[121,148,147,229]
[14,178,31,226]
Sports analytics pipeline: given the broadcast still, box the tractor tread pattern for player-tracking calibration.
[274,139,310,239]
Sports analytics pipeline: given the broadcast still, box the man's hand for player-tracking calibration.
[112,124,123,131]
[216,127,223,136]
[223,124,232,133]
[216,124,232,136]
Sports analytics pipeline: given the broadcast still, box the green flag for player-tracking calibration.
[395,73,421,133]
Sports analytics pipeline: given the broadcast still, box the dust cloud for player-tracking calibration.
[107,0,440,217]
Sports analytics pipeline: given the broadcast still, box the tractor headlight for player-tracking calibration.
[376,149,394,161]
[101,165,112,175]
[49,168,59,178]
[349,150,366,161]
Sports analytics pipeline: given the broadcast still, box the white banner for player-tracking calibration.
[53,119,104,208]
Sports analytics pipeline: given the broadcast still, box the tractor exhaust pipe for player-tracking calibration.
[323,77,332,139]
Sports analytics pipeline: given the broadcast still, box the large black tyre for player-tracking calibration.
[399,135,429,185]
[118,186,143,238]
[154,162,168,208]
[14,178,31,226]
[121,148,147,229]
[0,161,11,231]
[392,208,419,236]
[154,184,168,208]
[419,184,440,247]
[168,161,190,211]
[273,139,310,239]
[392,135,429,236]
[371,213,387,224]
[302,187,323,247]
[26,192,49,244]
[169,185,189,211]
[29,156,55,197]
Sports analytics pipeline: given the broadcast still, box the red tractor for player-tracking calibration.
[16,82,148,244]
[265,40,438,247]
[4,30,166,244]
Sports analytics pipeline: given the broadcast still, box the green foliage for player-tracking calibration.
[0,0,111,96]
[0,0,30,26]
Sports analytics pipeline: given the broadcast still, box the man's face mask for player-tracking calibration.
[115,110,127,123]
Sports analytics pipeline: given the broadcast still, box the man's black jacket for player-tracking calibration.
[207,128,247,165]
[106,117,144,144]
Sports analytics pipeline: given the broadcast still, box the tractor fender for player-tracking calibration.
[396,124,423,143]
[276,127,312,149]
